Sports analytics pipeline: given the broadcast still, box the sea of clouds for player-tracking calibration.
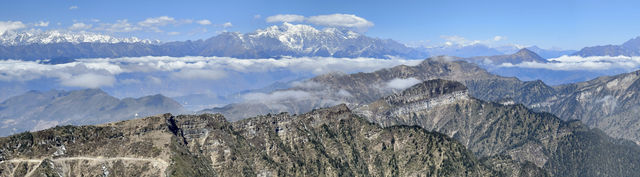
[0,56,420,88]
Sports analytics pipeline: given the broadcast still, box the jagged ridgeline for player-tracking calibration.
[204,57,558,121]
[0,104,547,177]
[355,79,640,177]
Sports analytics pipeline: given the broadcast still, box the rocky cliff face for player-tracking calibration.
[354,79,640,177]
[0,105,532,177]
[531,70,640,144]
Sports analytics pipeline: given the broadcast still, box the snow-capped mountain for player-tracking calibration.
[197,22,426,58]
[0,30,159,46]
[0,23,426,61]
[247,23,362,53]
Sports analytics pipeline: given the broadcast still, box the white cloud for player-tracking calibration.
[266,14,306,23]
[138,16,177,27]
[222,22,233,28]
[68,23,92,31]
[167,31,180,35]
[0,56,420,88]
[120,78,141,85]
[69,6,78,10]
[493,36,505,41]
[197,19,212,25]
[265,13,374,31]
[35,21,49,27]
[94,19,141,32]
[0,21,26,34]
[137,16,179,32]
[434,35,521,50]
[386,77,421,90]
[499,55,640,71]
[441,35,481,47]
[60,73,115,88]
[72,16,201,33]
[254,14,262,19]
[307,14,374,31]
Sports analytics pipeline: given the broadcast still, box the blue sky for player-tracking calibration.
[2,0,640,49]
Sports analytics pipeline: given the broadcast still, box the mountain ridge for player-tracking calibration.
[0,88,185,136]
[0,30,158,46]
[355,79,640,176]
[572,36,640,56]
[0,104,536,176]
[0,23,427,61]
[202,57,556,121]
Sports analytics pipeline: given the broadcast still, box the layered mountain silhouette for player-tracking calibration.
[5,80,640,176]
[525,46,575,59]
[0,89,185,136]
[204,56,640,147]
[0,23,427,61]
[202,57,555,121]
[573,36,640,56]
[463,48,547,64]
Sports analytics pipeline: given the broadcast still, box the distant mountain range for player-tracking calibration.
[526,46,576,59]
[419,44,575,59]
[0,89,184,136]
[422,44,504,58]
[573,37,640,56]
[6,24,640,62]
[462,48,547,65]
[0,23,427,61]
[0,23,601,62]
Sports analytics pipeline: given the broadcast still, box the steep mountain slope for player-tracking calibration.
[0,89,184,136]
[355,79,640,177]
[531,70,640,144]
[573,36,640,57]
[203,57,556,121]
[0,23,426,61]
[0,105,527,176]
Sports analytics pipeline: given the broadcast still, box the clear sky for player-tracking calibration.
[2,0,640,49]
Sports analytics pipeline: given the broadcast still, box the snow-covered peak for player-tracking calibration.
[0,30,160,46]
[252,22,323,38]
[248,23,363,51]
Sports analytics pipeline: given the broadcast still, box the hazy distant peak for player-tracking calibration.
[511,48,545,61]
[622,36,640,49]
